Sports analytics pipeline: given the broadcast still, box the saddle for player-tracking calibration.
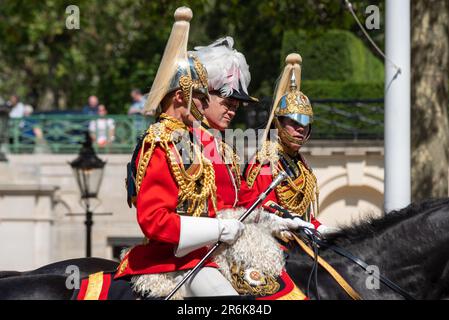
[73,269,305,300]
[73,272,139,300]
[73,209,308,300]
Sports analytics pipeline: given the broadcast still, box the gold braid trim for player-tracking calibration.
[246,163,261,189]
[135,113,217,217]
[274,164,317,221]
[84,272,104,300]
[219,140,241,193]
[246,140,279,188]
[249,141,319,221]
[273,149,318,221]
[166,143,217,216]
[276,285,307,300]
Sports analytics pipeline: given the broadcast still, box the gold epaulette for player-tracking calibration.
[257,140,280,164]
[135,114,217,217]
[135,118,186,195]
[246,140,279,188]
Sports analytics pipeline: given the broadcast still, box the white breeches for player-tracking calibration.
[183,267,238,297]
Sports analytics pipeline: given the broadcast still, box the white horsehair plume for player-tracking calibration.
[192,36,251,97]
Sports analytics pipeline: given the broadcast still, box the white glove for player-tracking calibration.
[267,214,315,241]
[218,219,245,244]
[292,216,316,230]
[267,214,314,237]
[317,224,340,236]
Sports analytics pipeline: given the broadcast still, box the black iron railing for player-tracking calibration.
[4,98,384,154]
[239,98,384,140]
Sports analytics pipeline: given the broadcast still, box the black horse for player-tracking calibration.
[0,258,119,300]
[1,198,448,300]
[0,257,118,280]
[287,198,449,300]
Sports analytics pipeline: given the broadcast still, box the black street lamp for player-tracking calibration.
[69,132,106,257]
[0,105,9,162]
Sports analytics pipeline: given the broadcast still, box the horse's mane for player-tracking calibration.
[326,198,449,244]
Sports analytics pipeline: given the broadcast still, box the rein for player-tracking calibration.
[295,227,416,300]
[292,232,361,300]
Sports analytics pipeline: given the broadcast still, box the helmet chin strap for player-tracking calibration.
[189,97,211,128]
[274,117,311,156]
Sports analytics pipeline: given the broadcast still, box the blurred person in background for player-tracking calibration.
[19,105,47,153]
[127,89,146,115]
[82,95,100,115]
[89,104,115,147]
[8,95,25,118]
[128,88,148,135]
[22,105,43,139]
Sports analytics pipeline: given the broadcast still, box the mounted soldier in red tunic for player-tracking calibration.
[188,40,315,299]
[116,7,245,299]
[190,36,259,210]
[243,53,338,241]
[116,17,314,298]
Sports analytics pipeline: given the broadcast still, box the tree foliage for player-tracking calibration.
[0,0,208,112]
[0,0,384,112]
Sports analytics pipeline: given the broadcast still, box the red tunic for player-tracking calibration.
[115,144,219,278]
[241,161,322,229]
[194,126,258,210]
[116,126,257,278]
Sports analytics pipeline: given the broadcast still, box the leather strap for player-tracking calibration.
[292,233,362,300]
[314,238,415,300]
[266,201,415,300]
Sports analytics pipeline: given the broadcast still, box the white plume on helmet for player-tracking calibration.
[192,36,251,98]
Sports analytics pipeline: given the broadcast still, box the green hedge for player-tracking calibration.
[280,29,384,100]
[281,29,384,83]
[301,80,384,99]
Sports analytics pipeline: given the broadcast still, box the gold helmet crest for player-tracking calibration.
[262,53,314,143]
[275,68,313,127]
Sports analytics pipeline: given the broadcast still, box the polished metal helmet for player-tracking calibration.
[167,53,209,102]
[275,72,313,127]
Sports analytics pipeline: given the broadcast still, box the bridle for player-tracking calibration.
[295,227,416,300]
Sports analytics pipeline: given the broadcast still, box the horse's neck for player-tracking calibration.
[342,204,449,269]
